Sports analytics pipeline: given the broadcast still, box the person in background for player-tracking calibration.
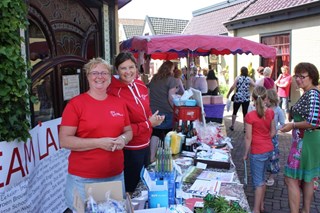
[226,66,256,132]
[59,57,133,210]
[149,60,177,141]
[255,66,264,85]
[275,65,292,120]
[243,86,276,213]
[256,67,276,90]
[139,64,150,86]
[108,52,164,195]
[206,69,219,95]
[265,89,285,187]
[280,62,320,213]
[192,68,208,94]
[173,67,185,95]
[181,66,188,89]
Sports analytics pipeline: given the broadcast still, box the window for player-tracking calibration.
[261,33,290,79]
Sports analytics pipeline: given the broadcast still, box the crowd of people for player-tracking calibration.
[59,54,319,213]
[230,63,319,213]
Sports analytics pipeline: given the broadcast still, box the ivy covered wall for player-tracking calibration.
[0,0,33,142]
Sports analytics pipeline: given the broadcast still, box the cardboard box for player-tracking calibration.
[210,95,224,104]
[194,151,231,169]
[202,96,211,105]
[194,157,231,169]
[73,181,134,213]
[141,168,169,208]
[141,168,177,208]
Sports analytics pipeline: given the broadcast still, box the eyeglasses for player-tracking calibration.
[89,71,110,77]
[293,75,309,80]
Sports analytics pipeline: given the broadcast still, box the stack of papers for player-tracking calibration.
[186,179,221,197]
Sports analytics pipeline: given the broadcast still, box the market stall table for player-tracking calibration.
[132,122,250,212]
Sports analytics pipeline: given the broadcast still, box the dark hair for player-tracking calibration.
[114,52,137,70]
[294,62,319,86]
[139,64,144,74]
[207,70,218,80]
[240,66,248,77]
[152,61,174,81]
[252,86,267,118]
[257,66,264,75]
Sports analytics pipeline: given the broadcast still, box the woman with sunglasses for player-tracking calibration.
[280,62,320,213]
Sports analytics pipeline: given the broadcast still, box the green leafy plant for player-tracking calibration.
[218,84,229,97]
[194,194,248,213]
[0,0,32,142]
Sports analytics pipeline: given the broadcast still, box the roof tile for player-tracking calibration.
[184,1,248,35]
[148,17,189,35]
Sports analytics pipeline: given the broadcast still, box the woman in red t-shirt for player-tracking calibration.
[243,86,276,213]
[59,58,133,211]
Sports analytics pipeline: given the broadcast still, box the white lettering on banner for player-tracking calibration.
[0,118,69,213]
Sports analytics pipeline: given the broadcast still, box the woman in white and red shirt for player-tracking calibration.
[275,65,292,119]
[108,52,164,195]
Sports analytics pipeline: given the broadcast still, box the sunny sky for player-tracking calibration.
[119,0,225,20]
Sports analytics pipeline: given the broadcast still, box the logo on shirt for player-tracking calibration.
[110,111,124,117]
[140,94,148,100]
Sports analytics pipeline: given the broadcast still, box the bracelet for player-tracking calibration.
[292,122,296,129]
[120,135,127,144]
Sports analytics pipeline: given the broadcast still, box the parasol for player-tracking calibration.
[120,34,277,60]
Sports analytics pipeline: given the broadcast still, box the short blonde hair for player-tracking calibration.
[281,65,289,72]
[83,57,112,75]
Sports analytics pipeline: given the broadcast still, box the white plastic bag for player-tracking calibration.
[226,99,232,112]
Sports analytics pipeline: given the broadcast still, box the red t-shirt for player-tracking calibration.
[60,93,130,178]
[277,74,292,98]
[245,108,274,154]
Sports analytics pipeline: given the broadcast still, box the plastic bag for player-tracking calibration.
[226,99,231,112]
[193,120,223,145]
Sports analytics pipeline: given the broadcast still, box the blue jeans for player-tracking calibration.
[64,172,125,211]
[250,152,272,188]
[279,97,289,113]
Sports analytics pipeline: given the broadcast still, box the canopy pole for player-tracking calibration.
[186,51,192,89]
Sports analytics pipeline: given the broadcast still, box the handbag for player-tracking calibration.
[231,94,235,101]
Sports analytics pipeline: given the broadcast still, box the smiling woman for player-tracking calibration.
[107,52,164,195]
[280,62,320,213]
[59,57,133,211]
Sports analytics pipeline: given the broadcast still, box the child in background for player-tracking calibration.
[243,86,276,213]
[265,89,285,186]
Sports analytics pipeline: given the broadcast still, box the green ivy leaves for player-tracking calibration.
[0,0,32,142]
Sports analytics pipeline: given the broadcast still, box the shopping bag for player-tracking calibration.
[226,99,231,112]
